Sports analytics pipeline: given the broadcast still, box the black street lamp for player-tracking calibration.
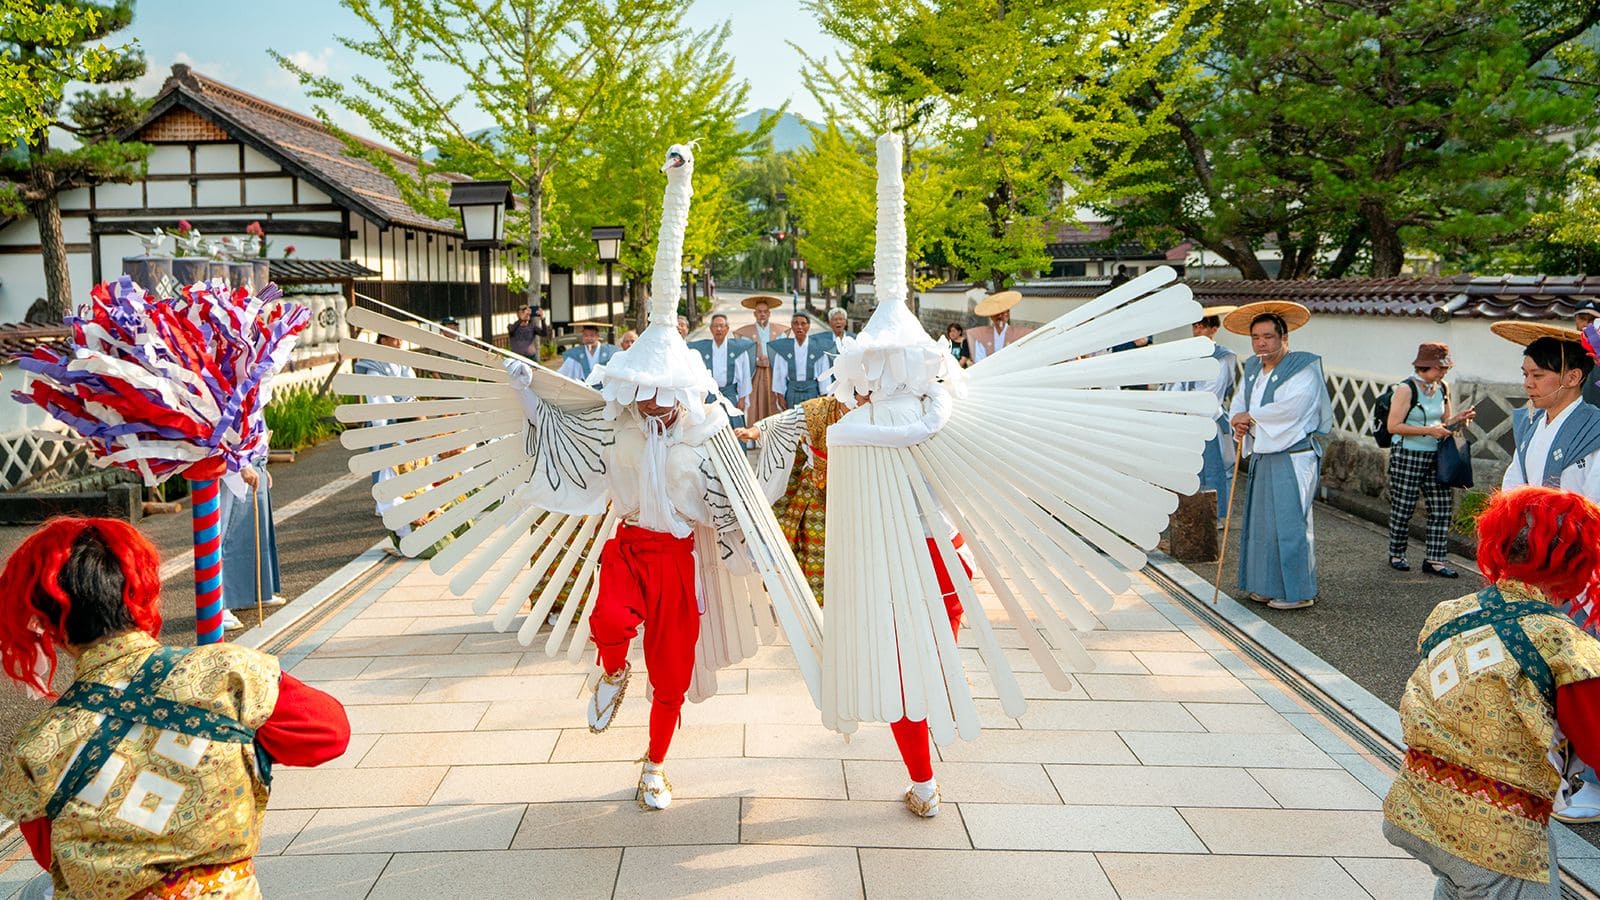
[591,225,625,327]
[447,180,514,344]
[789,257,803,316]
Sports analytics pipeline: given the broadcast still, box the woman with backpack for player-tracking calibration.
[1386,342,1475,577]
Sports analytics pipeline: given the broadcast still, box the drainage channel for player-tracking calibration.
[1144,564,1599,900]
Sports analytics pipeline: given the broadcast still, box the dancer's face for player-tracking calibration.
[636,396,678,421]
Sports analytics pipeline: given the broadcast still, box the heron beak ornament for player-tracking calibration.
[661,151,686,173]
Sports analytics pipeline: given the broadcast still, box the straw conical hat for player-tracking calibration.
[1199,304,1238,319]
[741,295,784,311]
[972,290,1022,317]
[1490,320,1585,347]
[1222,301,1311,336]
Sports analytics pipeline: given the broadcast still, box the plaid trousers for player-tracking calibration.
[1387,446,1454,562]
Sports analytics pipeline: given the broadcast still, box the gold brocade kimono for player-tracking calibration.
[1384,581,1600,882]
[773,397,846,602]
[0,632,279,899]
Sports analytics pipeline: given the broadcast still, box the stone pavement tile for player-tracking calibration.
[960,626,1027,649]
[966,668,1090,701]
[478,698,591,731]
[367,848,621,900]
[286,656,372,681]
[310,633,464,658]
[713,669,749,694]
[1336,856,1440,899]
[742,645,806,668]
[332,616,415,638]
[411,672,588,703]
[670,757,848,800]
[401,615,500,635]
[1282,712,1364,755]
[844,760,1060,804]
[961,803,1205,852]
[1120,732,1338,769]
[431,762,643,804]
[1015,699,1203,733]
[458,631,537,654]
[358,599,467,618]
[1181,702,1299,734]
[310,731,379,770]
[860,849,1117,900]
[1134,651,1232,678]
[511,798,740,848]
[285,803,525,854]
[1179,808,1407,857]
[740,798,970,848]
[360,729,560,768]
[513,651,601,676]
[258,808,314,856]
[676,673,832,726]
[974,698,1022,729]
[962,646,1143,676]
[1095,853,1369,899]
[1077,673,1258,704]
[268,766,448,808]
[745,722,904,760]
[1045,764,1277,808]
[614,844,862,899]
[306,677,423,706]
[1095,606,1180,632]
[254,853,392,899]
[1246,768,1384,810]
[1079,630,1204,653]
[550,723,743,762]
[358,652,523,680]
[935,729,1138,765]
[1086,650,1149,674]
[345,701,488,733]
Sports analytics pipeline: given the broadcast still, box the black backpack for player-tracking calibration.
[1372,377,1449,448]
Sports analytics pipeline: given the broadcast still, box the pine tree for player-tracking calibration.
[0,0,149,315]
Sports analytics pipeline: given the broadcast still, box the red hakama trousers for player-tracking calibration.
[889,537,971,782]
[589,524,699,764]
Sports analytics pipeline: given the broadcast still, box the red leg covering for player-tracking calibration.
[587,524,700,764]
[890,538,974,781]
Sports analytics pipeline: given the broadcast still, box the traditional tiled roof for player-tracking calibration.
[0,323,72,363]
[1184,275,1600,323]
[135,65,464,233]
[934,274,1600,323]
[269,258,380,283]
[1046,241,1167,261]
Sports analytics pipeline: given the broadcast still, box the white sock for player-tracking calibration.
[644,761,664,775]
[911,778,937,801]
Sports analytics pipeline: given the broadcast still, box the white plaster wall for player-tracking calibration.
[146,180,190,207]
[299,183,333,205]
[94,183,141,208]
[196,178,241,206]
[58,187,91,211]
[244,178,294,206]
[195,145,237,172]
[147,146,190,175]
[242,147,276,173]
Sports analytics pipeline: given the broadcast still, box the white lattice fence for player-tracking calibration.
[0,429,79,491]
[1321,370,1520,465]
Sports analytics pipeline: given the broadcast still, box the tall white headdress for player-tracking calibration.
[589,143,718,421]
[828,133,955,406]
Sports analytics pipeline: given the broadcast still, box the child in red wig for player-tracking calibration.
[0,518,349,899]
[1384,486,1600,895]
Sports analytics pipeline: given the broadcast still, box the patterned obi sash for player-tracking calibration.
[132,859,255,899]
[47,646,270,819]
[1403,747,1553,824]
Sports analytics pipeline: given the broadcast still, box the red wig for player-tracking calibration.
[1476,486,1600,602]
[0,518,162,697]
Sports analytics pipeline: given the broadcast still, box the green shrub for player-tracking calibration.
[1452,488,1491,537]
[264,386,346,451]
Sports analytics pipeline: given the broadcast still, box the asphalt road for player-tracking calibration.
[0,439,389,752]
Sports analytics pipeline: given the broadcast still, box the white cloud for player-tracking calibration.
[284,47,336,78]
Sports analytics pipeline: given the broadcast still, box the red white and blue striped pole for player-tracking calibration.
[190,478,225,644]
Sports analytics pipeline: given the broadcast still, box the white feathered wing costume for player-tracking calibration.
[814,134,1219,745]
[334,143,824,704]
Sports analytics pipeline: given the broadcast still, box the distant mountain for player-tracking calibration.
[421,109,813,161]
[738,109,813,154]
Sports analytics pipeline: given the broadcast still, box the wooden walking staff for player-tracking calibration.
[1213,433,1246,606]
[191,477,226,644]
[253,480,265,623]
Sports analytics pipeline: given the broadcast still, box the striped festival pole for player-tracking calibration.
[191,478,225,644]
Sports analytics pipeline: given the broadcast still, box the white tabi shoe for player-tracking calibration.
[637,760,673,811]
[1555,781,1600,824]
[903,779,940,818]
[587,663,631,733]
[220,609,246,630]
[262,594,288,608]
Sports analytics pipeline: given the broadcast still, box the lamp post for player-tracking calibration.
[591,225,625,327]
[800,258,812,313]
[774,190,789,294]
[789,257,802,316]
[684,265,699,323]
[447,180,514,344]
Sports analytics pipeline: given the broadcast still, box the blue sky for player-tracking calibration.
[122,0,839,138]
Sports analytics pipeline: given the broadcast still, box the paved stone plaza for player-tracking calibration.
[0,545,1448,898]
